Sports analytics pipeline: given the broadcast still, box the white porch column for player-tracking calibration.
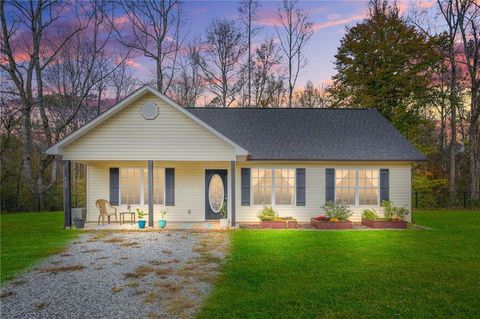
[148,160,154,227]
[63,160,72,228]
[231,161,236,226]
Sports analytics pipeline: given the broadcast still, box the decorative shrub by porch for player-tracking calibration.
[361,203,408,229]
[322,201,353,221]
[257,207,297,229]
[310,202,353,229]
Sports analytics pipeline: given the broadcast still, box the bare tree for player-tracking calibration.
[294,81,329,108]
[43,0,130,138]
[196,18,246,107]
[437,0,463,193]
[116,0,184,94]
[0,0,89,206]
[170,42,205,106]
[275,0,313,107]
[238,0,261,107]
[251,38,285,107]
[455,0,480,198]
[110,62,140,104]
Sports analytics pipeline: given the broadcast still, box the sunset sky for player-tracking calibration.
[130,0,435,87]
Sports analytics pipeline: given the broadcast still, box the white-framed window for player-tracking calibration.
[251,168,295,206]
[252,168,272,205]
[120,168,165,205]
[274,169,295,205]
[335,169,379,206]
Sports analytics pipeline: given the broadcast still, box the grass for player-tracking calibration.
[199,210,480,318]
[0,212,78,283]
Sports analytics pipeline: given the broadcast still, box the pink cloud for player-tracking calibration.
[124,58,141,69]
[256,9,278,27]
[417,1,436,9]
[113,15,129,25]
[312,13,365,31]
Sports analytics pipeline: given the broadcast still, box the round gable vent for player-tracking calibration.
[140,103,159,120]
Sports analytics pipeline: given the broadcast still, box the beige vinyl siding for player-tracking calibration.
[85,160,412,224]
[235,162,412,223]
[85,161,231,223]
[63,93,235,161]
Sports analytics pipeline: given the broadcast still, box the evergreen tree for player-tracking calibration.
[329,0,441,142]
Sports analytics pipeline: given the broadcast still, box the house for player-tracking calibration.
[46,85,425,227]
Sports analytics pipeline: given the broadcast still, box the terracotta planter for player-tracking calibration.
[310,218,352,229]
[260,220,297,229]
[362,219,407,229]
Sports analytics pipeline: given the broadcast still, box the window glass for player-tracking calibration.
[209,174,224,212]
[252,168,272,205]
[120,167,164,205]
[335,169,356,205]
[358,169,379,205]
[274,169,295,205]
[335,169,379,206]
[120,168,142,205]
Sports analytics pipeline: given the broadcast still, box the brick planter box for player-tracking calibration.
[310,218,352,230]
[362,219,407,229]
[260,220,297,229]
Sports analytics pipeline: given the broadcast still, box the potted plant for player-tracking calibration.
[136,208,146,229]
[257,206,297,229]
[158,210,168,229]
[311,201,353,229]
[72,208,87,228]
[72,208,86,229]
[218,202,229,228]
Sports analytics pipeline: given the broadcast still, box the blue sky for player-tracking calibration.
[133,0,373,87]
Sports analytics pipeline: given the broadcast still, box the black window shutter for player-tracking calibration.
[241,168,250,206]
[165,168,175,206]
[325,168,335,202]
[380,169,389,203]
[109,168,119,205]
[296,168,306,206]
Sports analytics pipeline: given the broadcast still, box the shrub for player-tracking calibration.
[321,201,352,222]
[219,201,227,218]
[381,200,409,221]
[394,207,409,221]
[136,208,145,219]
[257,206,278,221]
[362,208,378,221]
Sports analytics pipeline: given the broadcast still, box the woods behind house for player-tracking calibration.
[1,0,479,211]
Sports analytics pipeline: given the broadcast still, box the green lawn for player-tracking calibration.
[199,211,480,318]
[0,212,78,283]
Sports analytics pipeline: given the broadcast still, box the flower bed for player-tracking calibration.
[310,218,353,229]
[361,219,407,229]
[257,206,297,229]
[260,220,297,229]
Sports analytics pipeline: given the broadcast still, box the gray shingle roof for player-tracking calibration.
[186,107,426,161]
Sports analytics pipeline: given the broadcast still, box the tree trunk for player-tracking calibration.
[21,104,33,189]
[470,92,479,199]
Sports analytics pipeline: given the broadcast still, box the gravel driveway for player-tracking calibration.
[0,230,229,319]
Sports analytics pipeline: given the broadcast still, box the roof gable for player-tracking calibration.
[46,85,248,157]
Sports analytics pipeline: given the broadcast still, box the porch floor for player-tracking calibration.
[82,221,226,230]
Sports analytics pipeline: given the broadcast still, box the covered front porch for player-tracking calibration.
[63,160,238,229]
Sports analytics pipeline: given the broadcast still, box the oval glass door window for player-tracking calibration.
[209,174,224,213]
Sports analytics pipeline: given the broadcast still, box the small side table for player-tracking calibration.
[119,212,136,225]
